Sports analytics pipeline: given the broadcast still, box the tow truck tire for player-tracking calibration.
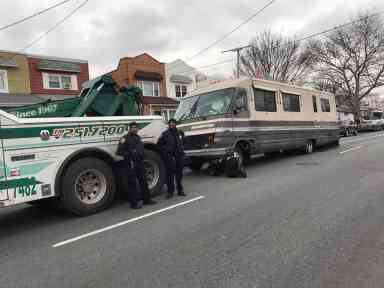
[60,157,116,216]
[144,150,165,196]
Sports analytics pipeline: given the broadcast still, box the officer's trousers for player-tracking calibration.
[165,156,184,194]
[124,160,151,205]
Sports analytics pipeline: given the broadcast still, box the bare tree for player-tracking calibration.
[309,12,384,120]
[240,31,315,84]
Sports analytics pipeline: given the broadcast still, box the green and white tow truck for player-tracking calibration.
[0,76,166,216]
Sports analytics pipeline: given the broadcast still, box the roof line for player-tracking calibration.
[0,49,88,63]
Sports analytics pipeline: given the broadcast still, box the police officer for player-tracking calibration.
[117,122,156,209]
[158,118,186,198]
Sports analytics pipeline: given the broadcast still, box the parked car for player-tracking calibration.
[358,119,383,132]
[338,120,358,137]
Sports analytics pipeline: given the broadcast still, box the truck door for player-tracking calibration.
[313,95,320,124]
[232,88,251,149]
[0,116,9,202]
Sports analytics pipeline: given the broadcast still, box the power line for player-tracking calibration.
[223,11,384,76]
[171,11,384,78]
[290,11,384,44]
[174,59,234,76]
[185,0,276,61]
[0,0,73,32]
[224,11,384,54]
[21,0,89,52]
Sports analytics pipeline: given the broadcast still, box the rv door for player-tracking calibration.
[233,88,249,117]
[313,95,320,126]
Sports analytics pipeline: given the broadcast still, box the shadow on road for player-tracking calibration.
[0,205,73,239]
[0,144,340,238]
[0,197,134,240]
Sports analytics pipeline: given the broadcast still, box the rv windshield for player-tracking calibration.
[175,88,235,121]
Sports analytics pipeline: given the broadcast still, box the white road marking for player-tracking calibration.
[53,195,205,248]
[341,133,384,145]
[339,145,363,154]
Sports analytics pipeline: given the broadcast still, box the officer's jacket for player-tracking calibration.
[117,133,144,161]
[158,128,185,157]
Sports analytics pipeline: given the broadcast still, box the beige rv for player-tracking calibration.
[175,78,339,176]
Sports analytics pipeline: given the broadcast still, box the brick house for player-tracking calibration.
[0,50,89,108]
[110,53,178,119]
[27,54,89,101]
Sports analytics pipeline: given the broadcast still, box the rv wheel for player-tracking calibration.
[189,158,204,171]
[304,140,314,154]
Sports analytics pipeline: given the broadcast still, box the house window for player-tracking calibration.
[321,98,331,112]
[312,96,318,113]
[152,109,162,116]
[137,80,160,97]
[48,75,60,88]
[253,88,276,112]
[161,109,177,121]
[61,75,72,89]
[175,84,188,98]
[43,72,78,90]
[0,70,9,93]
[282,93,301,112]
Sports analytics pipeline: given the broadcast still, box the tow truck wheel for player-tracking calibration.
[60,157,116,216]
[143,150,165,196]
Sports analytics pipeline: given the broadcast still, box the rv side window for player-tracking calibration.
[253,88,276,112]
[321,98,331,112]
[234,89,248,112]
[282,93,301,112]
[313,96,318,113]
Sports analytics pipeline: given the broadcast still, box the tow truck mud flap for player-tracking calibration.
[0,188,8,201]
[0,170,9,201]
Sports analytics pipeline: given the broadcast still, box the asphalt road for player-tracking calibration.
[1,131,384,288]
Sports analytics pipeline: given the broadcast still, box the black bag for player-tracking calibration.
[225,153,247,178]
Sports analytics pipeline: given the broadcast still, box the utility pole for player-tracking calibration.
[222,45,250,79]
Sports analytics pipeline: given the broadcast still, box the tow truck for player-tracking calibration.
[0,75,166,215]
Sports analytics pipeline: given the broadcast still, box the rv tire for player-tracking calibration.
[304,140,315,154]
[189,158,204,171]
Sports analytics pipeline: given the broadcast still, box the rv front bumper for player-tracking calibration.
[185,147,233,158]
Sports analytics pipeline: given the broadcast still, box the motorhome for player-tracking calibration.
[359,110,384,131]
[175,78,340,176]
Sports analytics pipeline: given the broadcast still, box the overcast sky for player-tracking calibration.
[1,0,384,81]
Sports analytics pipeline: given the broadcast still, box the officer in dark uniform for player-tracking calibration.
[158,118,186,198]
[117,122,156,209]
